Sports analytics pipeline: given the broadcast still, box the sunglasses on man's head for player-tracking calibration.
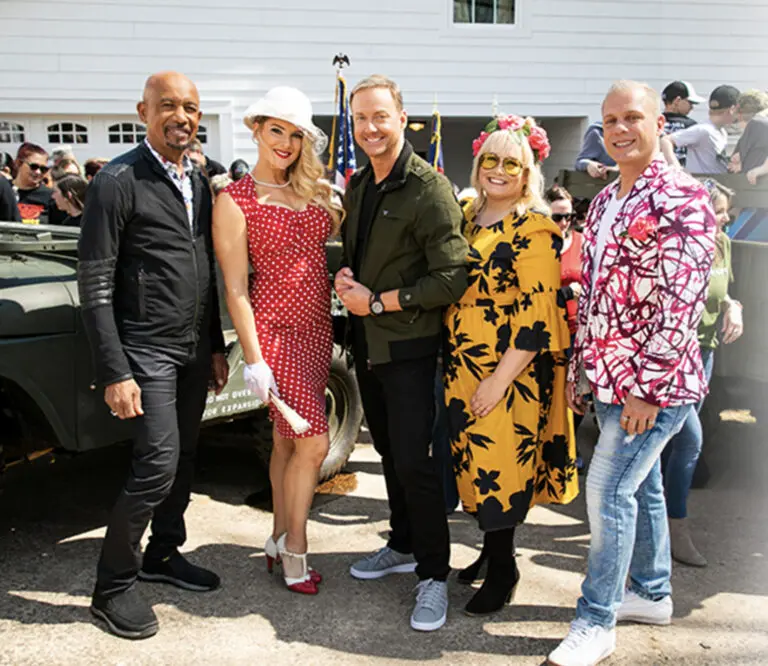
[479,153,523,177]
[551,213,574,223]
[27,162,50,174]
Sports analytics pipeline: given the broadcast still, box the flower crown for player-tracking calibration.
[472,114,551,163]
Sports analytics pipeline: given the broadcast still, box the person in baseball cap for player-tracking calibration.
[708,84,741,112]
[663,81,705,108]
[662,81,706,167]
[661,84,741,174]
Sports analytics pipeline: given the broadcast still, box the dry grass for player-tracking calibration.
[316,472,358,496]
[719,409,757,424]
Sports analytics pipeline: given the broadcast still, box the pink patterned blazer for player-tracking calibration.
[567,157,717,408]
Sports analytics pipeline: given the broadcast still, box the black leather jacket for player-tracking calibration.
[77,142,225,386]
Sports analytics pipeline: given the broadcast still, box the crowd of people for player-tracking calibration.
[12,66,742,666]
[576,78,768,187]
[0,138,251,227]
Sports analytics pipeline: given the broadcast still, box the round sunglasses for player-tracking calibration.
[479,152,523,177]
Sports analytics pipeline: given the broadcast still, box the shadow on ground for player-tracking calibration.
[0,413,766,661]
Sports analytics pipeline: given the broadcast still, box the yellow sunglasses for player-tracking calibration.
[479,152,523,177]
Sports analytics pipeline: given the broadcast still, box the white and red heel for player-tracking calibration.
[276,534,319,595]
[265,534,322,584]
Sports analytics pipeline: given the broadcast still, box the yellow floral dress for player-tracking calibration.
[443,206,578,531]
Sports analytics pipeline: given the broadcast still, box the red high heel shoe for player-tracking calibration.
[265,535,322,584]
[277,534,318,595]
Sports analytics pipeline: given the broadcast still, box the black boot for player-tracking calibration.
[457,539,488,585]
[90,584,159,640]
[464,528,520,616]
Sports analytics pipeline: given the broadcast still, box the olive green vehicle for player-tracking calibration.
[0,221,362,480]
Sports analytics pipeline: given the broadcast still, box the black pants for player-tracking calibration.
[95,344,212,597]
[353,335,450,581]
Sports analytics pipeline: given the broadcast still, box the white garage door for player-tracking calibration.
[0,115,219,164]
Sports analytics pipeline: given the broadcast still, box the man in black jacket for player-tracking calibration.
[78,71,229,640]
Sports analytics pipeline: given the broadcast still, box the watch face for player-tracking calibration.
[371,300,385,315]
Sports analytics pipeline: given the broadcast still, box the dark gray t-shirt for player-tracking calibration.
[735,115,768,172]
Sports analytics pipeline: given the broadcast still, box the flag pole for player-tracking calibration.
[327,53,350,171]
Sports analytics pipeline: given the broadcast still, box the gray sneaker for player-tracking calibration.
[410,579,448,632]
[350,546,417,580]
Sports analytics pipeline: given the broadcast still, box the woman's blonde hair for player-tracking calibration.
[253,117,343,235]
[468,127,549,219]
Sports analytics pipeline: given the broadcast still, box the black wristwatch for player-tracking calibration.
[369,292,385,317]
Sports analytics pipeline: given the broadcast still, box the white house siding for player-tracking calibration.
[1,0,767,186]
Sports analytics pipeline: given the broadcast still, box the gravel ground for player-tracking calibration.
[0,416,766,665]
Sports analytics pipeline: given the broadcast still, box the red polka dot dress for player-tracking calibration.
[225,177,333,439]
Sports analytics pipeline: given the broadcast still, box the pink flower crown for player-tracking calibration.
[472,114,551,163]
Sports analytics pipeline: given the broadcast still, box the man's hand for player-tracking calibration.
[722,301,744,344]
[566,381,586,415]
[334,267,355,296]
[586,161,608,180]
[746,167,763,186]
[620,393,659,436]
[105,378,143,420]
[470,375,507,418]
[729,153,742,173]
[210,352,229,395]
[340,281,373,316]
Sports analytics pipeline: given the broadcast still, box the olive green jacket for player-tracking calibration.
[342,144,468,365]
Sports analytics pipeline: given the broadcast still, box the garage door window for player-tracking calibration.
[109,123,147,144]
[48,122,88,144]
[198,125,208,144]
[0,122,25,143]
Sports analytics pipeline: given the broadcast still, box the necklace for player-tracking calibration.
[249,173,291,189]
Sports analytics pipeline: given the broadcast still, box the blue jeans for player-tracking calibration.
[576,400,692,628]
[663,348,715,519]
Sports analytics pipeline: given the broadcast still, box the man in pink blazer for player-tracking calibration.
[549,81,717,666]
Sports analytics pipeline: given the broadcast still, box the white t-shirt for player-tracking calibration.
[591,192,624,285]
[670,120,728,174]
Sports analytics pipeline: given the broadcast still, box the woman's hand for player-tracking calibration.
[243,360,279,403]
[722,300,744,344]
[569,281,582,299]
[470,375,508,418]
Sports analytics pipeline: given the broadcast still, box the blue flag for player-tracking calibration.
[427,109,444,174]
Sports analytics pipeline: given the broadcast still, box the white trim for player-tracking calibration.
[442,0,530,37]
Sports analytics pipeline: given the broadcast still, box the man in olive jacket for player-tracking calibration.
[335,75,468,633]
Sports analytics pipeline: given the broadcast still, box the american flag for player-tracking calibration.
[427,108,444,174]
[327,74,356,188]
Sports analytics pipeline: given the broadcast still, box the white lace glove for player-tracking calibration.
[243,360,279,403]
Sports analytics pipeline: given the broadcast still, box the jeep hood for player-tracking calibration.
[0,253,78,336]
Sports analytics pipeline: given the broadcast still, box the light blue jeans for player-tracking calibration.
[576,400,693,628]
[663,347,714,519]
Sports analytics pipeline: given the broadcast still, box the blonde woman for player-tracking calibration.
[213,87,342,595]
[444,116,578,616]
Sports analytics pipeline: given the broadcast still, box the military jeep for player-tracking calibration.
[0,221,362,481]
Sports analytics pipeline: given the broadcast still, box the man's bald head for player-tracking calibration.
[142,71,199,105]
[137,71,202,161]
[602,80,661,117]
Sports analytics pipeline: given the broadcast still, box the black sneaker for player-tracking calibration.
[139,550,220,592]
[90,584,159,640]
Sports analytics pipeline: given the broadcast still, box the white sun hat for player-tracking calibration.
[243,86,328,154]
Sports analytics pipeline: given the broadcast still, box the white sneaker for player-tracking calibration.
[616,589,672,626]
[548,619,616,666]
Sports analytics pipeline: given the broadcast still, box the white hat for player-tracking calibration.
[243,87,327,154]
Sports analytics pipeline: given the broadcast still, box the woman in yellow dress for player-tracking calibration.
[444,115,578,616]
